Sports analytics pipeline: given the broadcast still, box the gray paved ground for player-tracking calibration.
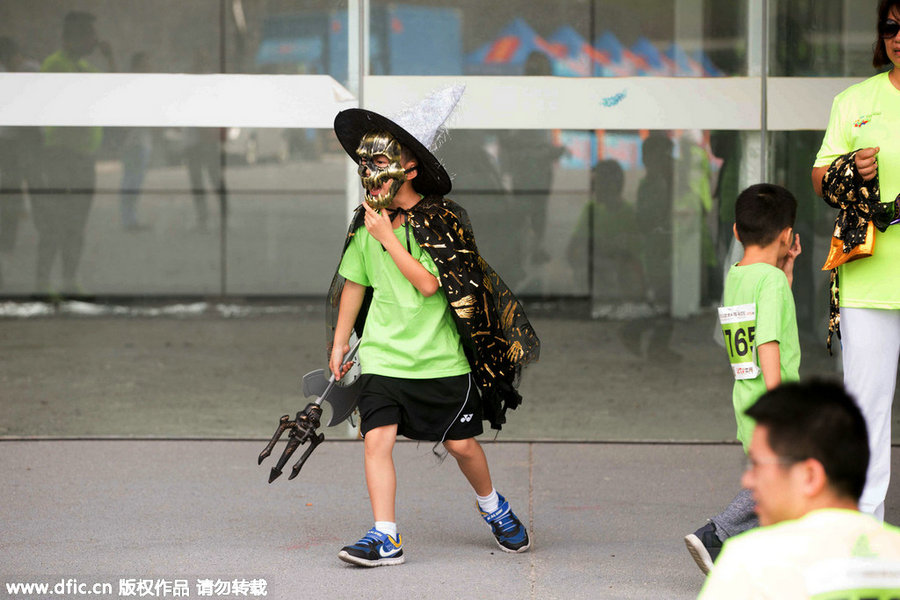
[3,440,900,600]
[0,441,898,599]
[2,309,900,600]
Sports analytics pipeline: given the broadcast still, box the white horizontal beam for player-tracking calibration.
[766,76,865,131]
[369,76,864,131]
[0,73,356,127]
[367,76,761,130]
[0,72,865,131]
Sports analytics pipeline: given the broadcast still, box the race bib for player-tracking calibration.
[718,303,760,380]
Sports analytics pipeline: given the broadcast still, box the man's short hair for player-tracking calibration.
[746,380,869,502]
[734,183,797,247]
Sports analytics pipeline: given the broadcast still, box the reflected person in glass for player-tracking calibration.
[496,51,565,267]
[32,11,115,296]
[566,158,644,309]
[630,132,677,358]
[119,51,153,232]
[0,37,41,261]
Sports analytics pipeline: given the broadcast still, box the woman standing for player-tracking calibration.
[811,0,900,521]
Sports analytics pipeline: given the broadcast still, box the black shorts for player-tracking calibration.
[358,373,483,441]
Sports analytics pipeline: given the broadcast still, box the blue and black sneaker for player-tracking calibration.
[338,528,405,567]
[479,493,531,553]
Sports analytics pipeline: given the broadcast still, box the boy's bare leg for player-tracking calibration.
[339,423,405,567]
[444,438,493,496]
[364,424,398,522]
[445,437,530,552]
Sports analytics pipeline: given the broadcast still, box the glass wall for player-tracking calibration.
[0,0,780,299]
[0,0,351,297]
[1,0,894,439]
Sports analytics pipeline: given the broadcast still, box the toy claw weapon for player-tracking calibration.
[258,337,363,483]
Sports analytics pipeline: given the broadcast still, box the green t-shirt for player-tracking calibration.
[41,51,103,155]
[338,222,470,379]
[699,510,900,600]
[815,72,900,309]
[720,262,801,450]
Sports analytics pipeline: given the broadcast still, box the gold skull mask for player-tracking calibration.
[356,131,409,209]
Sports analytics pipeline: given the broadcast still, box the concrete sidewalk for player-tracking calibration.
[3,439,900,600]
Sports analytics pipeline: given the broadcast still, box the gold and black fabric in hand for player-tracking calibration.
[821,150,900,352]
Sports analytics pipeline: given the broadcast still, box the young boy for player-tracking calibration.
[685,183,802,574]
[328,87,540,567]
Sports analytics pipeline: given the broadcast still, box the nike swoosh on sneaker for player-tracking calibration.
[379,539,401,558]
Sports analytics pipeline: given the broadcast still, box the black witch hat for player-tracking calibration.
[333,85,464,197]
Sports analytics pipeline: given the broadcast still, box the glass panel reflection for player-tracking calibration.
[1,2,220,74]
[226,191,348,295]
[0,1,352,76]
[366,0,745,77]
[771,0,880,77]
[439,128,725,311]
[0,124,353,296]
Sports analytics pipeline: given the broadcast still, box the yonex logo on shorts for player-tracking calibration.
[460,414,474,423]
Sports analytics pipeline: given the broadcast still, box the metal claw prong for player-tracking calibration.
[288,432,324,480]
[269,433,302,483]
[258,414,292,465]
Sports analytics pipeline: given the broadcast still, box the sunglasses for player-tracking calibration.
[880,19,900,39]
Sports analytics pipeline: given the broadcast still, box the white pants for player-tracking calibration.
[841,307,900,521]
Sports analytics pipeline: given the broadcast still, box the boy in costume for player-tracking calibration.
[685,183,802,574]
[328,86,540,567]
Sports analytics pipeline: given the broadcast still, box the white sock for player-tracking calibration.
[477,488,500,514]
[374,521,398,540]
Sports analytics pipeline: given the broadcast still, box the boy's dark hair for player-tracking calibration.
[746,380,869,502]
[873,0,900,69]
[399,144,415,167]
[734,183,796,247]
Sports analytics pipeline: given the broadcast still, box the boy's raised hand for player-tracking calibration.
[363,201,395,247]
[788,232,801,260]
[781,233,801,288]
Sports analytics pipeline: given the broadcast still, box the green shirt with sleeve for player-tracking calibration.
[721,262,801,451]
[338,219,470,379]
[814,72,900,309]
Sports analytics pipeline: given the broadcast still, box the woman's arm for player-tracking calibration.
[811,165,828,197]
